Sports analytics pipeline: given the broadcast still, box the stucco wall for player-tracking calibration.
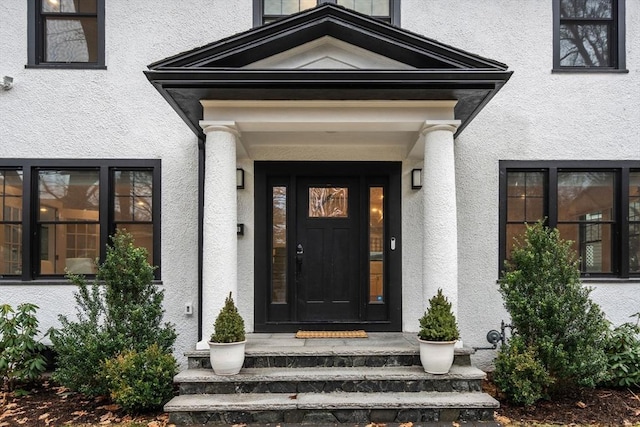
[1,0,639,371]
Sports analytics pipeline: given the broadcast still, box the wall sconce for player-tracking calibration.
[236,168,245,189]
[411,168,422,189]
[237,224,245,236]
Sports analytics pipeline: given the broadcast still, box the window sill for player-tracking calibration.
[552,68,629,74]
[25,64,107,70]
[581,277,640,284]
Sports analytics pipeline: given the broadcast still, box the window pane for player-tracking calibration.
[45,17,98,62]
[271,186,287,304]
[560,24,610,67]
[338,0,389,15]
[630,172,640,273]
[1,225,22,275]
[283,0,302,14]
[505,224,527,263]
[369,187,384,303]
[558,171,614,221]
[560,0,612,18]
[114,170,153,222]
[309,187,348,218]
[0,170,23,222]
[507,171,544,223]
[40,223,99,274]
[39,170,99,222]
[115,224,153,266]
[557,223,613,273]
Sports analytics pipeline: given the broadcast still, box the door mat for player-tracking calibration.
[295,330,368,339]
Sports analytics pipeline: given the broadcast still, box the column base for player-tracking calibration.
[196,339,210,351]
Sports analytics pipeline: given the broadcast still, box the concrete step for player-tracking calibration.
[165,391,499,424]
[176,365,486,394]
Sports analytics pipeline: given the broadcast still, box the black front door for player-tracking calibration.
[254,162,402,332]
[296,177,360,322]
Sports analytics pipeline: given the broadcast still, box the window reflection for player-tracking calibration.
[559,0,614,67]
[0,170,23,275]
[505,171,545,260]
[272,186,287,303]
[369,187,384,303]
[630,172,640,274]
[309,187,348,218]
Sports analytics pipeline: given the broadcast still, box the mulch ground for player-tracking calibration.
[2,377,640,426]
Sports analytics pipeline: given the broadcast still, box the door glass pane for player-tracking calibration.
[369,187,384,303]
[309,187,348,218]
[272,186,287,303]
[630,172,640,273]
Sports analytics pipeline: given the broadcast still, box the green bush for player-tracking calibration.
[603,314,640,388]
[103,344,177,413]
[497,221,609,402]
[493,335,554,406]
[418,288,459,342]
[50,230,176,399]
[0,303,47,392]
[211,292,245,343]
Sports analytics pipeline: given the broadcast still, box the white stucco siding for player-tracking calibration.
[1,0,639,372]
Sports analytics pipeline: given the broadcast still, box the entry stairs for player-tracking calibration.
[165,333,499,425]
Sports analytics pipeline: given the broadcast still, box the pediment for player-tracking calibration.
[244,36,414,70]
[145,3,512,138]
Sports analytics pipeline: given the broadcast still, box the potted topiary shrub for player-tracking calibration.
[208,292,246,375]
[417,288,460,374]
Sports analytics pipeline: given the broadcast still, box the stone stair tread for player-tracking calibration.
[165,391,499,412]
[185,346,473,358]
[175,365,486,383]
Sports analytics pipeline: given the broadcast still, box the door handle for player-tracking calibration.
[296,244,304,263]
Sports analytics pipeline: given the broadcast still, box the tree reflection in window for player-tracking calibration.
[309,187,348,218]
[559,0,614,67]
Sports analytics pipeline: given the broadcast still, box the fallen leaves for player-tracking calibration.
[576,401,587,409]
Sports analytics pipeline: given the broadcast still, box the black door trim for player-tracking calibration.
[254,161,402,332]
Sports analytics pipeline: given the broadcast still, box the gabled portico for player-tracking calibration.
[145,3,511,348]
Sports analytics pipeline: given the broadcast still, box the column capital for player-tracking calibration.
[420,120,461,136]
[200,121,241,139]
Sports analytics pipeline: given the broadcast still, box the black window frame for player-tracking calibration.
[0,159,161,281]
[499,160,639,279]
[552,0,626,72]
[27,0,106,69]
[253,0,400,27]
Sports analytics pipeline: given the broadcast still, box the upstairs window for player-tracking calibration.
[28,0,105,68]
[553,0,626,71]
[255,0,399,26]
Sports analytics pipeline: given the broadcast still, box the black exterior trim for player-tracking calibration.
[27,0,106,69]
[499,160,640,279]
[254,161,402,332]
[146,3,511,139]
[0,159,161,281]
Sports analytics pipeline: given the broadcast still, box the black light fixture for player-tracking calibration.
[236,168,245,189]
[237,224,245,236]
[411,168,422,189]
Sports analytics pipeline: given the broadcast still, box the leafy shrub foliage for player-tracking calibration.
[0,303,47,392]
[103,344,177,413]
[603,313,640,388]
[211,292,245,343]
[496,221,609,403]
[418,288,460,342]
[493,335,554,406]
[50,230,176,401]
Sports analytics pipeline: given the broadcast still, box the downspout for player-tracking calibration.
[197,135,205,343]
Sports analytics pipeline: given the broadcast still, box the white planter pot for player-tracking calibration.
[208,340,247,375]
[418,338,456,374]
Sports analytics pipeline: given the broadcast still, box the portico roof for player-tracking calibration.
[145,3,512,139]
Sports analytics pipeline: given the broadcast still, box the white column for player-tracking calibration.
[196,122,240,350]
[420,120,461,319]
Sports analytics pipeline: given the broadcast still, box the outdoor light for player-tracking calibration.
[411,168,422,189]
[236,168,245,189]
[237,224,245,236]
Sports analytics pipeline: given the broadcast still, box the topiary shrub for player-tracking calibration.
[0,303,47,393]
[493,335,554,406]
[103,344,177,413]
[602,313,640,388]
[210,292,245,343]
[418,288,460,342]
[496,221,609,403]
[50,230,176,399]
